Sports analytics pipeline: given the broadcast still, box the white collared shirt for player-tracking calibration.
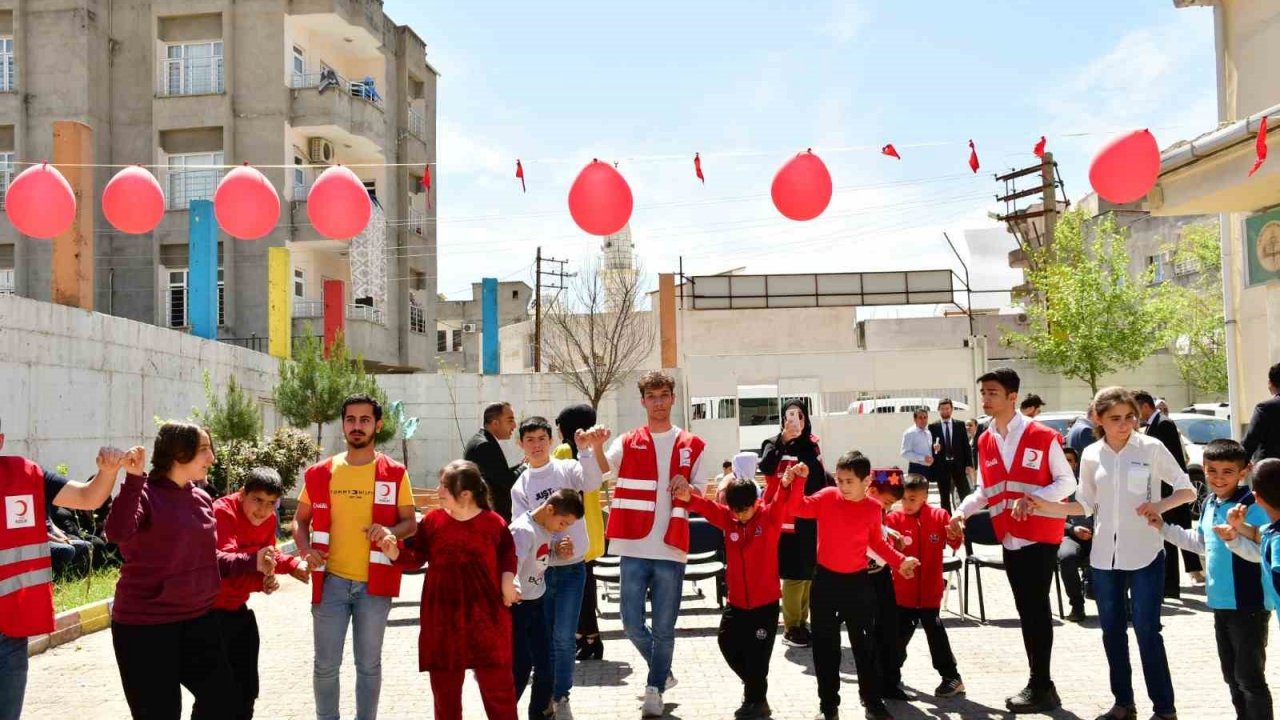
[900,424,933,464]
[1078,431,1193,571]
[957,412,1077,550]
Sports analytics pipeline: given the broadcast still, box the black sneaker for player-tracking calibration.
[1005,684,1061,714]
[934,677,965,697]
[1067,605,1087,622]
[863,703,894,720]
[1094,705,1138,720]
[784,626,811,648]
[881,686,914,702]
[734,700,771,718]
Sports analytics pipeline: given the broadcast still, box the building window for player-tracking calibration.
[409,300,426,334]
[293,156,306,198]
[1146,253,1167,284]
[166,268,225,328]
[0,267,13,296]
[163,41,224,96]
[167,151,223,210]
[436,329,447,352]
[452,329,462,351]
[293,268,305,300]
[0,152,13,209]
[291,45,305,86]
[0,38,13,92]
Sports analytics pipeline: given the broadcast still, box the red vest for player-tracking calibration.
[0,457,55,637]
[304,453,407,604]
[606,427,705,552]
[978,420,1065,545]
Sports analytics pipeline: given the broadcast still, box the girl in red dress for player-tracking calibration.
[383,460,520,720]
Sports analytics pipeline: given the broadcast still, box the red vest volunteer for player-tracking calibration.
[606,426,705,553]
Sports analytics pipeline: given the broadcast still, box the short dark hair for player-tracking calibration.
[483,401,512,426]
[722,460,733,470]
[1133,391,1156,409]
[1019,393,1044,411]
[938,398,953,409]
[342,393,382,422]
[912,408,929,420]
[977,367,1020,394]
[152,422,210,477]
[518,416,554,439]
[1203,438,1250,468]
[1270,362,1280,388]
[903,473,930,493]
[637,370,676,396]
[1251,459,1280,509]
[835,451,871,479]
[1061,447,1080,464]
[243,466,285,497]
[545,488,585,518]
[723,477,759,512]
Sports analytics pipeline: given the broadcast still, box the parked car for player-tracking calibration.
[1032,411,1085,439]
[1170,412,1232,517]
[1180,402,1232,421]
[846,397,970,415]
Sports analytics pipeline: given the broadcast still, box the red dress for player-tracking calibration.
[399,508,517,672]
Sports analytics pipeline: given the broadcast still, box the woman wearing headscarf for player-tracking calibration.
[758,400,830,648]
[553,404,607,661]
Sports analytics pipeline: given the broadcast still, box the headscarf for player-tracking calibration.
[554,404,597,459]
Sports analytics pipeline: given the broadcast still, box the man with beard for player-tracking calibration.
[294,394,417,720]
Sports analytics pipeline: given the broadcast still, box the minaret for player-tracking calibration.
[600,224,636,312]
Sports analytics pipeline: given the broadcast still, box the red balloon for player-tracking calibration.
[568,160,633,236]
[772,151,832,221]
[1089,130,1161,204]
[307,166,371,240]
[6,163,75,239]
[103,166,165,234]
[214,165,280,240]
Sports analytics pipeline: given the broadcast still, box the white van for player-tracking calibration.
[846,397,970,415]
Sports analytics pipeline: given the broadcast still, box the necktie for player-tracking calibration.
[943,422,950,452]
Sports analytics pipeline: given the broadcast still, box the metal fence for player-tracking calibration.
[166,168,223,211]
[290,70,384,108]
[159,55,224,97]
[290,300,385,326]
[408,108,426,140]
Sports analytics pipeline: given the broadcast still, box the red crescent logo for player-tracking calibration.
[14,500,28,517]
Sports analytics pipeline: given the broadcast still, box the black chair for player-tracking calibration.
[685,517,726,607]
[962,510,1065,622]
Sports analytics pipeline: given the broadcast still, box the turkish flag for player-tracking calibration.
[516,159,526,192]
[423,165,432,209]
[1250,116,1269,177]
[968,140,980,173]
[694,152,704,183]
[882,144,901,160]
[1034,136,1047,159]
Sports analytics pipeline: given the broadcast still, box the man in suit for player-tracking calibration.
[928,398,971,512]
[463,401,519,522]
[1242,362,1280,462]
[1135,390,1202,596]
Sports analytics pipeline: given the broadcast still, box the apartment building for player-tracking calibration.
[436,280,533,373]
[0,0,438,371]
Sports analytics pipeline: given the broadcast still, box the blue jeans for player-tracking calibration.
[542,562,586,699]
[0,632,27,720]
[513,596,553,719]
[1093,552,1175,715]
[312,574,394,720]
[619,556,686,691]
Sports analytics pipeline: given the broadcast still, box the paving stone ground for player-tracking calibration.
[23,560,1277,720]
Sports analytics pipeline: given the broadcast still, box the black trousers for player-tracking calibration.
[933,460,971,514]
[577,560,600,638]
[213,606,260,720]
[897,608,960,682]
[717,601,780,704]
[111,612,234,720]
[870,568,902,691]
[1214,609,1273,720]
[1004,543,1057,691]
[1057,536,1092,608]
[513,596,553,720]
[811,567,884,712]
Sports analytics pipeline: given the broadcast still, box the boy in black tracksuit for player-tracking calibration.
[866,471,909,701]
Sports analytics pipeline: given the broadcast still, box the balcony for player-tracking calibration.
[288,0,387,53]
[291,300,400,369]
[408,109,426,141]
[292,300,385,326]
[290,70,387,154]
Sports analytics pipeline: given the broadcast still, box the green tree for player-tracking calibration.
[205,427,320,496]
[1005,209,1170,394]
[193,370,262,443]
[274,327,358,447]
[1158,223,1228,396]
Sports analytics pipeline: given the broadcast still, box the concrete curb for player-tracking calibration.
[27,597,114,657]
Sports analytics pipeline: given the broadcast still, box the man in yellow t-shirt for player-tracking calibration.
[294,394,417,720]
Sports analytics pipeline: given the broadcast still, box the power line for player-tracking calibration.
[533,247,572,372]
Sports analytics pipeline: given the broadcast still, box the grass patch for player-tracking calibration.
[53,566,120,614]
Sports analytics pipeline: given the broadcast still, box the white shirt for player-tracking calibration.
[900,425,933,464]
[1077,432,1193,571]
[584,426,707,563]
[510,458,602,566]
[509,511,553,600]
[957,412,1077,550]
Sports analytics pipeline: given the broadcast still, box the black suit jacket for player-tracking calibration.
[463,428,517,522]
[1243,394,1280,462]
[928,419,972,469]
[1144,411,1188,473]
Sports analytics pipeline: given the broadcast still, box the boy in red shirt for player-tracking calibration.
[885,474,965,700]
[865,469,908,703]
[793,451,920,720]
[213,467,309,719]
[676,452,804,719]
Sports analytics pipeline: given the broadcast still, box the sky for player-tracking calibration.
[383,0,1219,307]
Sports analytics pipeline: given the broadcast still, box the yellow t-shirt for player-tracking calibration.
[553,443,605,562]
[298,453,414,582]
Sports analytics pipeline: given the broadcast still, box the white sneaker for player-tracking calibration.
[554,697,574,720]
[641,686,663,717]
[665,672,678,690]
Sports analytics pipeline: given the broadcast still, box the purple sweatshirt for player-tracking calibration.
[105,473,224,624]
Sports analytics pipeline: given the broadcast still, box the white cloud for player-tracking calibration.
[821,1,869,46]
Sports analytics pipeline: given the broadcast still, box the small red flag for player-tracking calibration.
[423,165,432,209]
[1034,136,1047,159]
[515,159,526,192]
[968,140,980,173]
[881,144,901,160]
[694,152,704,183]
[1250,116,1269,177]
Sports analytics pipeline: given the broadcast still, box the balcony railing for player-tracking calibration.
[291,300,385,325]
[159,56,225,97]
[166,169,224,211]
[290,70,383,109]
[221,334,320,355]
[408,108,426,140]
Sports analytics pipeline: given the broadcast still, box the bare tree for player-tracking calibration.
[542,258,655,409]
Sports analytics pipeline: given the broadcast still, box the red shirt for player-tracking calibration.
[792,487,906,573]
[212,494,300,611]
[885,504,962,609]
[687,483,800,610]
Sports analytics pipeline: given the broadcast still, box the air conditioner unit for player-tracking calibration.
[308,137,335,164]
[462,322,478,333]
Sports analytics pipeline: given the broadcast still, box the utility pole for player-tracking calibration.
[533,247,571,372]
[997,151,1067,293]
